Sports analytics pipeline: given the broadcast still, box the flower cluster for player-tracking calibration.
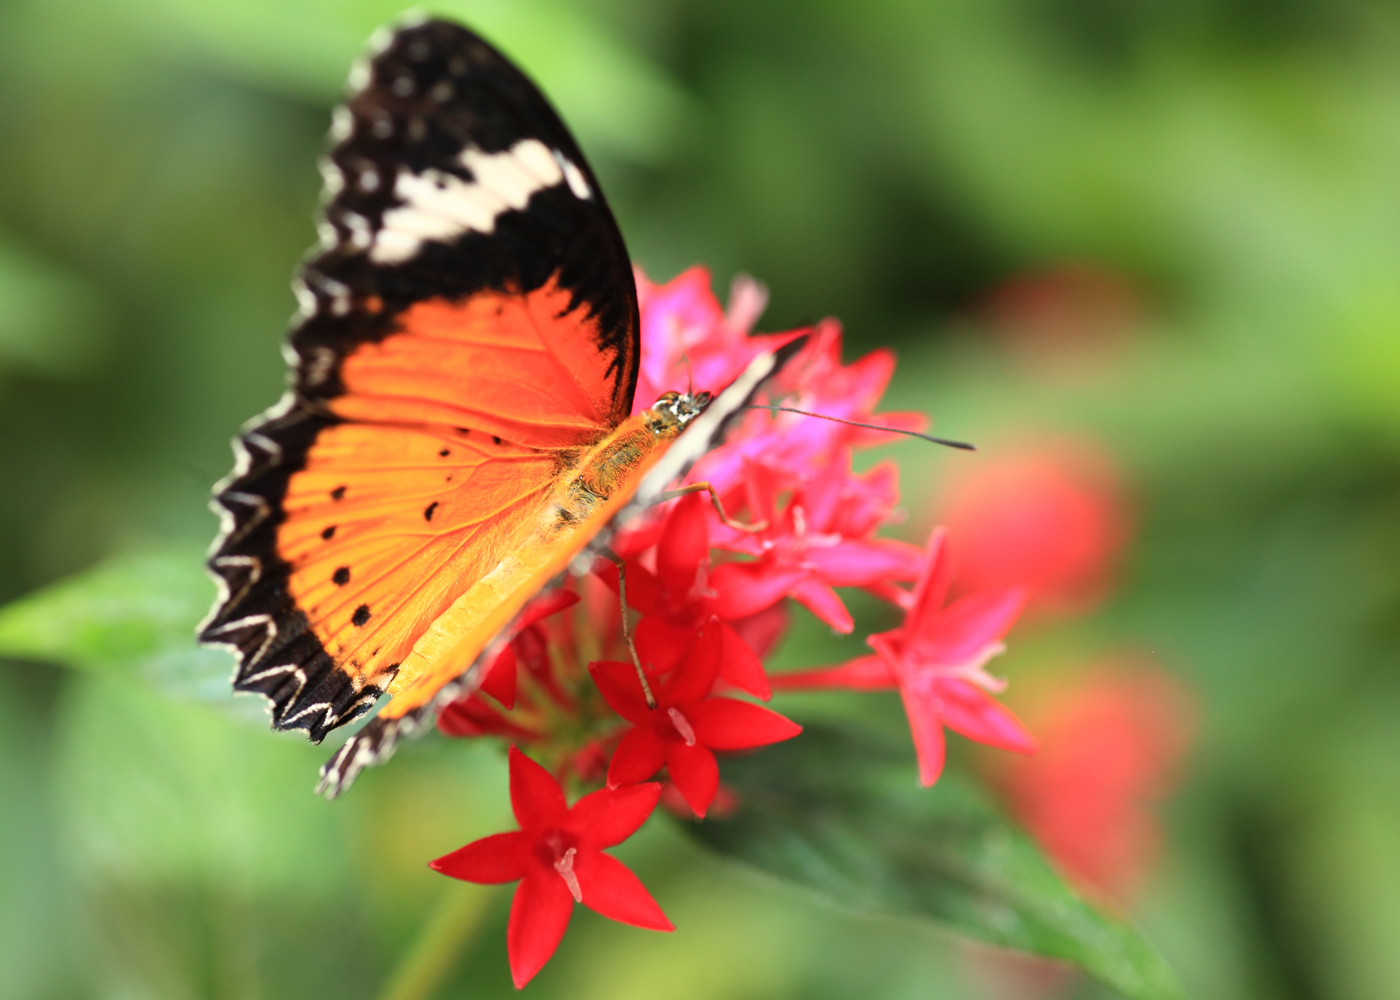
[431,267,1037,987]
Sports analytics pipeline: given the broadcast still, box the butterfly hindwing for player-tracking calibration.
[201,18,640,742]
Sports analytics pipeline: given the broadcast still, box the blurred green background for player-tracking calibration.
[3,0,1400,998]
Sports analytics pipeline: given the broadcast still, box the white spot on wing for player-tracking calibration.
[555,151,592,200]
[347,60,371,93]
[343,212,372,250]
[319,160,344,197]
[370,139,566,264]
[293,280,317,318]
[330,107,354,142]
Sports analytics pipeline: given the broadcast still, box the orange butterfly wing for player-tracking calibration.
[200,21,639,742]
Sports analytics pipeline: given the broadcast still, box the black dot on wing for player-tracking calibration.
[331,486,347,501]
[321,525,337,540]
[333,566,350,586]
[492,436,502,445]
[439,448,450,457]
[352,604,371,627]
[424,501,438,521]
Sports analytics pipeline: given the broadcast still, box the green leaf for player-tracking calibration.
[0,542,235,703]
[688,724,1187,1000]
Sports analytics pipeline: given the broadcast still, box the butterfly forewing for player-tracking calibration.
[201,18,640,742]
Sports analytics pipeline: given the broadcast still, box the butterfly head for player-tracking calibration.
[651,389,713,430]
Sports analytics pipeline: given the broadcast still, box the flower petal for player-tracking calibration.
[509,746,568,830]
[573,850,674,931]
[606,726,668,787]
[709,560,808,621]
[479,642,517,709]
[634,616,692,676]
[588,660,653,723]
[568,781,662,849]
[518,587,581,630]
[666,619,723,703]
[934,677,1038,754]
[507,872,574,989]
[657,492,710,597]
[912,588,1027,665]
[595,558,661,614]
[805,539,924,586]
[687,698,802,750]
[897,683,948,787]
[741,457,782,529]
[665,741,720,818]
[791,580,854,633]
[907,528,954,633]
[718,620,772,699]
[430,831,530,884]
[768,654,896,692]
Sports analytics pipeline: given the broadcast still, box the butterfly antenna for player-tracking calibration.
[680,346,695,396]
[746,405,976,451]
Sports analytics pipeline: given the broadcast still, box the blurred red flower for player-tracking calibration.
[938,440,1129,618]
[993,661,1196,901]
[431,747,672,988]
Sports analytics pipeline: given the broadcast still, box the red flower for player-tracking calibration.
[437,588,580,743]
[937,440,1129,617]
[591,620,802,817]
[478,589,581,710]
[772,528,1035,786]
[706,454,923,632]
[992,662,1195,902]
[600,493,773,699]
[431,747,672,988]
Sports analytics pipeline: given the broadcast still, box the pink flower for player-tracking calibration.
[991,662,1195,902]
[591,620,802,817]
[431,747,672,988]
[706,454,924,632]
[937,440,1129,618]
[772,528,1035,786]
[632,266,805,412]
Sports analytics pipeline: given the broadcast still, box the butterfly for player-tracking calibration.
[198,16,803,797]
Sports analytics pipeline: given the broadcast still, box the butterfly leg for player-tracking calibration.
[658,481,768,532]
[600,546,657,709]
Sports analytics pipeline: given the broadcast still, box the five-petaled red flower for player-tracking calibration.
[431,747,673,988]
[772,528,1036,785]
[591,620,802,817]
[601,492,773,699]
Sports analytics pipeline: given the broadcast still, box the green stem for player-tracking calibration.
[376,883,502,1000]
